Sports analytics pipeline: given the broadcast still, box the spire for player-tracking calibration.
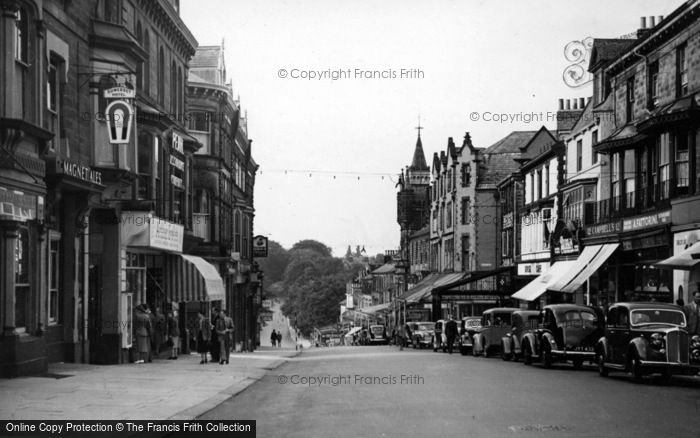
[409,119,429,171]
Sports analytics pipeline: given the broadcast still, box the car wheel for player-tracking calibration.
[572,358,584,369]
[501,341,512,361]
[523,343,532,365]
[630,351,644,383]
[542,344,553,369]
[597,354,608,377]
[659,370,672,384]
[460,345,467,356]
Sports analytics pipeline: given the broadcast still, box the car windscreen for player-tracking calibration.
[464,319,481,328]
[370,326,385,334]
[416,323,434,331]
[630,309,686,327]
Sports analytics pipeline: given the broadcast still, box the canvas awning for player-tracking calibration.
[511,260,578,302]
[550,244,619,293]
[357,302,391,315]
[655,241,700,270]
[164,254,226,304]
[406,273,464,303]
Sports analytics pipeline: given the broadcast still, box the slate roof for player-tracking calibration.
[477,131,540,187]
[484,131,538,154]
[190,46,221,69]
[588,39,636,72]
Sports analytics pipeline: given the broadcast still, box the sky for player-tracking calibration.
[181,0,684,257]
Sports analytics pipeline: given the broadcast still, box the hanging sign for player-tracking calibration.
[105,100,134,144]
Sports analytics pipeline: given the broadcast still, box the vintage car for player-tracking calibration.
[595,302,700,382]
[459,316,482,355]
[500,310,539,361]
[432,319,461,352]
[521,304,603,368]
[409,321,435,349]
[471,308,520,357]
[368,324,388,345]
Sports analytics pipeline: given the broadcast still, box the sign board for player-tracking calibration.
[120,212,184,253]
[172,132,184,154]
[586,220,622,237]
[623,210,671,232]
[252,235,268,258]
[0,187,41,222]
[262,299,272,309]
[104,86,136,99]
[517,262,550,276]
[105,100,134,144]
[56,159,103,185]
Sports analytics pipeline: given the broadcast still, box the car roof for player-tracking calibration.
[461,316,481,320]
[610,302,683,311]
[513,310,539,317]
[483,307,520,314]
[411,321,434,324]
[543,304,596,313]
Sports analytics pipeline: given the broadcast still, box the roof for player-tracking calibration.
[483,307,520,314]
[485,131,538,154]
[371,263,395,275]
[409,135,429,170]
[610,302,683,311]
[477,153,521,186]
[543,303,596,314]
[588,39,636,72]
[190,46,222,69]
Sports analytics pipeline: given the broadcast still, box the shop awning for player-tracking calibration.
[406,273,464,303]
[398,273,439,302]
[344,327,362,338]
[164,254,226,304]
[357,302,391,315]
[551,244,620,293]
[511,260,578,302]
[655,241,700,270]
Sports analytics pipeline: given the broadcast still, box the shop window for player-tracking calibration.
[15,228,30,331]
[48,237,61,324]
[125,252,146,305]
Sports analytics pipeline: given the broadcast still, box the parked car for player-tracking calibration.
[409,321,435,349]
[368,324,388,345]
[500,310,539,361]
[521,304,603,368]
[432,319,460,352]
[459,316,482,355]
[472,308,520,357]
[595,302,700,382]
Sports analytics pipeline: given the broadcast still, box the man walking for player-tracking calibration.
[683,291,700,336]
[445,315,458,355]
[224,309,235,361]
[215,308,228,364]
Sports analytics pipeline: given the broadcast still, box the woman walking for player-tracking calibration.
[196,310,211,364]
[167,309,180,360]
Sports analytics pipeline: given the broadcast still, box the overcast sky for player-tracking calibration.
[181,0,683,257]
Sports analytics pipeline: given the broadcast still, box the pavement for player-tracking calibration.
[0,347,301,421]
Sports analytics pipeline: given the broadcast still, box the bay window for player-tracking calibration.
[658,133,671,199]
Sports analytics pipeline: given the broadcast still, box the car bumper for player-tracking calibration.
[551,349,596,358]
[639,360,700,375]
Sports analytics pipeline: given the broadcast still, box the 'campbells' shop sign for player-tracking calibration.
[623,210,671,232]
[57,159,103,185]
[586,220,622,237]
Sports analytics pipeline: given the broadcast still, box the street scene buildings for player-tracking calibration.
[0,0,259,378]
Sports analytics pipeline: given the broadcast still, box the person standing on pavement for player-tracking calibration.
[445,316,458,354]
[683,291,700,335]
[215,308,228,364]
[270,329,277,347]
[134,304,151,364]
[224,309,235,361]
[196,310,211,364]
[404,323,413,349]
[152,307,166,358]
[398,323,406,350]
[167,309,180,360]
[276,330,283,348]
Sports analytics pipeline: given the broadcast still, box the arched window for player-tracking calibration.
[170,60,177,114]
[158,47,165,106]
[177,66,183,120]
[143,30,150,95]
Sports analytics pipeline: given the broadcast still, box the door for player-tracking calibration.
[87,264,101,364]
[607,307,630,364]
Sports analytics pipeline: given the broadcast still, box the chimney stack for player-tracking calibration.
[579,97,586,109]
[641,17,647,29]
[566,99,571,110]
[559,99,564,110]
[658,15,664,25]
[650,16,656,27]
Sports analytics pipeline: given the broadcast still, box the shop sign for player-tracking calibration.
[517,262,550,276]
[252,235,269,258]
[623,210,671,232]
[502,212,514,229]
[0,187,40,222]
[170,174,184,189]
[407,309,430,321]
[120,212,184,253]
[105,100,134,144]
[262,299,272,309]
[586,220,622,236]
[622,233,667,251]
[56,159,103,185]
[172,132,184,155]
[104,86,136,99]
[169,155,185,171]
[443,294,500,301]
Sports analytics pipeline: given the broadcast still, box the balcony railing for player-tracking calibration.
[193,213,210,242]
[596,188,671,221]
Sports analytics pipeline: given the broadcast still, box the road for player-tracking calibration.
[260,299,311,349]
[200,345,700,438]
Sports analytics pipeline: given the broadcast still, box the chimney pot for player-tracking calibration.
[641,17,647,28]
[650,16,656,27]
[579,97,586,108]
[559,99,564,110]
[574,100,579,110]
[566,100,571,110]
[658,15,664,25]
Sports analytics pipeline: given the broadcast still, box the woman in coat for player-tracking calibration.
[196,311,211,364]
[167,310,180,360]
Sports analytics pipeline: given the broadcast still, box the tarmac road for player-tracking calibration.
[199,345,700,438]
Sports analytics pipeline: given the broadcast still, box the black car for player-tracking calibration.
[595,302,700,382]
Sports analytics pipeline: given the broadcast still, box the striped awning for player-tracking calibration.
[164,254,226,305]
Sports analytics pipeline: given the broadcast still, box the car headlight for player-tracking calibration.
[649,333,665,353]
[691,335,700,349]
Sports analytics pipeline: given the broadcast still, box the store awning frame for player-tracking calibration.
[511,260,578,302]
[551,244,619,293]
[655,241,700,270]
[164,254,226,305]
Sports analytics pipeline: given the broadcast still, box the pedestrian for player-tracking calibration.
[210,307,220,363]
[398,323,406,351]
[146,305,156,362]
[215,308,228,364]
[167,309,180,360]
[224,309,234,362]
[276,330,283,348]
[196,310,211,364]
[445,315,458,354]
[683,291,700,335]
[271,329,277,347]
[152,306,166,358]
[404,323,413,349]
[134,304,151,364]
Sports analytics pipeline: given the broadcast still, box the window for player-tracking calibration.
[576,139,583,172]
[242,215,249,259]
[234,210,241,253]
[188,112,210,132]
[178,66,183,119]
[677,43,688,97]
[639,148,648,206]
[15,228,30,330]
[104,0,119,23]
[461,163,471,187]
[48,237,61,324]
[462,234,470,271]
[143,30,150,95]
[536,169,542,200]
[158,47,165,106]
[624,149,635,208]
[125,252,146,304]
[659,133,671,199]
[446,201,452,228]
[137,133,152,200]
[544,164,550,196]
[170,61,177,114]
[15,8,28,63]
[154,136,163,214]
[47,56,65,151]
[432,209,438,233]
[648,61,659,109]
[611,153,620,211]
[676,130,689,191]
[591,131,599,164]
[461,197,471,225]
[626,76,635,123]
